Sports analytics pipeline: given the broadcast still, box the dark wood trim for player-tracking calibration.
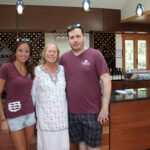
[1,5,150,33]
[112,80,150,91]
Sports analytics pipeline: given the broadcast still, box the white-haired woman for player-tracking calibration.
[31,43,69,150]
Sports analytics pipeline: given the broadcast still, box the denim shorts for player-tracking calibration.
[69,113,103,148]
[7,112,36,132]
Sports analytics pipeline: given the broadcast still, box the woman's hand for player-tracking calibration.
[1,120,9,134]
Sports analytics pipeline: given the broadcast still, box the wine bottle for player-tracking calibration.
[121,68,125,80]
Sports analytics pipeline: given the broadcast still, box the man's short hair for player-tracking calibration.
[67,24,84,36]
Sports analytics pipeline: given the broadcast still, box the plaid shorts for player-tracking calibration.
[69,113,103,148]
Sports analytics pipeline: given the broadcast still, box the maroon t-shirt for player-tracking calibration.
[0,62,34,118]
[60,48,109,114]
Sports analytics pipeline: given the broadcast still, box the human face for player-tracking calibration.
[68,28,85,52]
[44,45,58,64]
[15,43,30,64]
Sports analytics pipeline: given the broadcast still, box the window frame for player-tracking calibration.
[122,34,150,72]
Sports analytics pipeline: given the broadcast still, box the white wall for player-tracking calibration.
[44,32,90,56]
[45,32,122,68]
[115,34,122,68]
[121,0,150,20]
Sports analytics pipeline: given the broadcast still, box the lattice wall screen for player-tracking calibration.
[93,32,115,68]
[0,32,44,66]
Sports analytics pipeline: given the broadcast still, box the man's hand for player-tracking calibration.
[97,109,109,124]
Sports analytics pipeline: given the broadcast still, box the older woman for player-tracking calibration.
[31,43,69,150]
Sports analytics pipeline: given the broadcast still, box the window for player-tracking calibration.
[122,34,150,72]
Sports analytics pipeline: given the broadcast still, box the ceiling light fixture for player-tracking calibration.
[136,3,144,16]
[16,0,25,15]
[82,0,90,12]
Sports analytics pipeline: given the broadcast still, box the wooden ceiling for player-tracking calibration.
[0,0,127,10]
[1,0,150,25]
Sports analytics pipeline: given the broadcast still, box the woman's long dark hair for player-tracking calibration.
[8,42,35,79]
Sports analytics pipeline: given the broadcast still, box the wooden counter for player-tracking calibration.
[110,99,150,150]
[110,88,150,150]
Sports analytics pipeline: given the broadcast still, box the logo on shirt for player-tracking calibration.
[81,59,90,65]
[8,101,21,112]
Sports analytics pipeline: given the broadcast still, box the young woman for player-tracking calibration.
[31,43,69,150]
[0,41,36,150]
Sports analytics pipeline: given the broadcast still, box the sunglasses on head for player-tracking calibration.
[67,24,81,32]
[16,38,30,43]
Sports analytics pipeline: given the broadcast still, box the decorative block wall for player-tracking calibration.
[93,32,115,68]
[0,32,44,66]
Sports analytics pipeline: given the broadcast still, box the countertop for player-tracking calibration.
[112,79,150,81]
[111,88,150,103]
